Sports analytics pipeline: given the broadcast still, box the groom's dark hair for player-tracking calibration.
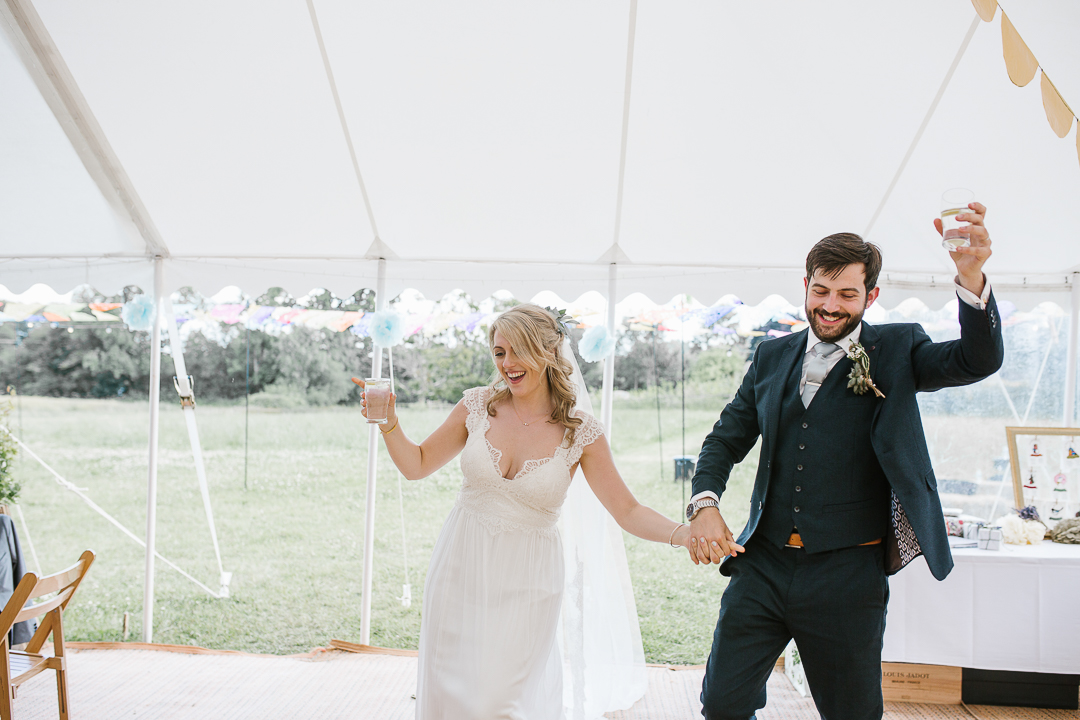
[805,232,882,293]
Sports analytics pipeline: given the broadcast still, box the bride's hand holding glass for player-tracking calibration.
[352,377,398,431]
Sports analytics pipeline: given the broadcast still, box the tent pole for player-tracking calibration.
[143,257,164,642]
[652,326,663,480]
[360,259,387,644]
[1065,273,1080,426]
[601,264,617,436]
[244,324,250,491]
[681,301,686,512]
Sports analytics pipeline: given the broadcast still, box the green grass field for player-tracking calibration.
[5,394,757,664]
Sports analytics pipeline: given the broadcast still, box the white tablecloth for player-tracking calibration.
[882,541,1080,674]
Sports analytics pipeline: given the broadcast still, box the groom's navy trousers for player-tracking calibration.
[692,296,1003,720]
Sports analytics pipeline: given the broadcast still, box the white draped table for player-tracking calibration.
[882,541,1080,674]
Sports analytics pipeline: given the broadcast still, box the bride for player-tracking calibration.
[356,304,697,720]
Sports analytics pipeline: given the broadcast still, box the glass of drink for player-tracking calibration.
[940,188,974,251]
[364,378,392,424]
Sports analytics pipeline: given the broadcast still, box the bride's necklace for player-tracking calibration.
[509,401,551,427]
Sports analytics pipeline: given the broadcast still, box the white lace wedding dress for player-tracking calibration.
[415,386,605,720]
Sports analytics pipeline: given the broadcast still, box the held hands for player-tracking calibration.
[688,507,745,565]
[351,377,398,430]
[934,201,991,296]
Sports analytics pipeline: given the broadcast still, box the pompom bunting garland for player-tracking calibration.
[121,295,156,332]
[579,325,616,363]
[369,309,407,347]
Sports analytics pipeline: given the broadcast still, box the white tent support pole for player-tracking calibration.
[599,0,635,438]
[0,0,168,258]
[360,258,387,645]
[610,0,638,247]
[1065,273,1080,426]
[863,14,980,238]
[601,264,618,436]
[143,257,164,642]
[305,0,379,244]
[163,299,228,594]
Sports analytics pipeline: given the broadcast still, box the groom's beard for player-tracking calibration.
[806,305,864,342]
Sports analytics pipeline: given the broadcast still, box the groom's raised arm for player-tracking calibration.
[692,344,764,501]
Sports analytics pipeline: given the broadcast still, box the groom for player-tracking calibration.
[684,202,1003,719]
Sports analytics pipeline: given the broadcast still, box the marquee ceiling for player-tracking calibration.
[2,0,1078,308]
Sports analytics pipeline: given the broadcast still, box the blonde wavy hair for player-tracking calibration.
[486,304,583,445]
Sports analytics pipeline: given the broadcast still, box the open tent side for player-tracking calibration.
[3,0,1080,644]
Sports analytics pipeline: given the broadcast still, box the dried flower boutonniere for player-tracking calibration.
[845,340,885,398]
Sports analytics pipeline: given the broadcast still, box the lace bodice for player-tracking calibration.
[457,387,605,535]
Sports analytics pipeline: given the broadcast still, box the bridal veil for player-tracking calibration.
[558,337,648,719]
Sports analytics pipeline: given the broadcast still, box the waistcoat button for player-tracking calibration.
[795,486,802,492]
[799,443,805,450]
[802,422,808,429]
[794,506,801,513]
[797,464,803,471]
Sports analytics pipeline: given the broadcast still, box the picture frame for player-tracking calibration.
[1004,426,1080,510]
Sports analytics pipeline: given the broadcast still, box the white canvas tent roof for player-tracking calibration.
[2,0,1079,308]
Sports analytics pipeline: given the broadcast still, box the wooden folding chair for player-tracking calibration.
[0,550,95,720]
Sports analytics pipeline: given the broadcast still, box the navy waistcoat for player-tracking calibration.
[757,348,891,552]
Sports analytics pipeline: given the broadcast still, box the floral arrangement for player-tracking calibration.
[369,309,407,347]
[0,396,21,506]
[579,325,616,363]
[121,294,156,332]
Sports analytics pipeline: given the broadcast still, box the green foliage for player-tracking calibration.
[0,397,19,505]
[269,327,364,406]
[0,324,160,399]
[392,343,494,405]
[688,346,744,387]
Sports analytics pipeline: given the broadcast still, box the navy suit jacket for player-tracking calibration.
[692,293,1004,580]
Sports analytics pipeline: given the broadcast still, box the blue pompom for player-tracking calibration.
[579,325,616,363]
[369,309,407,347]
[121,295,157,332]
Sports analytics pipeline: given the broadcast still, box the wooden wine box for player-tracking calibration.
[881,663,962,704]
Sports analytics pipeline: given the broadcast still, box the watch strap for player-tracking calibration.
[687,497,719,521]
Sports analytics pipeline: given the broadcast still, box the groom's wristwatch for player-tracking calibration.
[686,498,719,522]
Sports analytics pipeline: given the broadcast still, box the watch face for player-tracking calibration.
[686,502,696,521]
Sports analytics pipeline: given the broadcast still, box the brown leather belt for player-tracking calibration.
[785,532,882,549]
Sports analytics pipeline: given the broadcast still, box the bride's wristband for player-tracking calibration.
[669,523,686,548]
[380,419,399,435]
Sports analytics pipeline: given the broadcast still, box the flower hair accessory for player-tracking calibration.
[845,340,885,398]
[543,306,576,337]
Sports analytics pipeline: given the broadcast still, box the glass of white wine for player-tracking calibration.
[940,188,974,252]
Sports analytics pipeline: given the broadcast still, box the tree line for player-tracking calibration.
[0,288,748,408]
